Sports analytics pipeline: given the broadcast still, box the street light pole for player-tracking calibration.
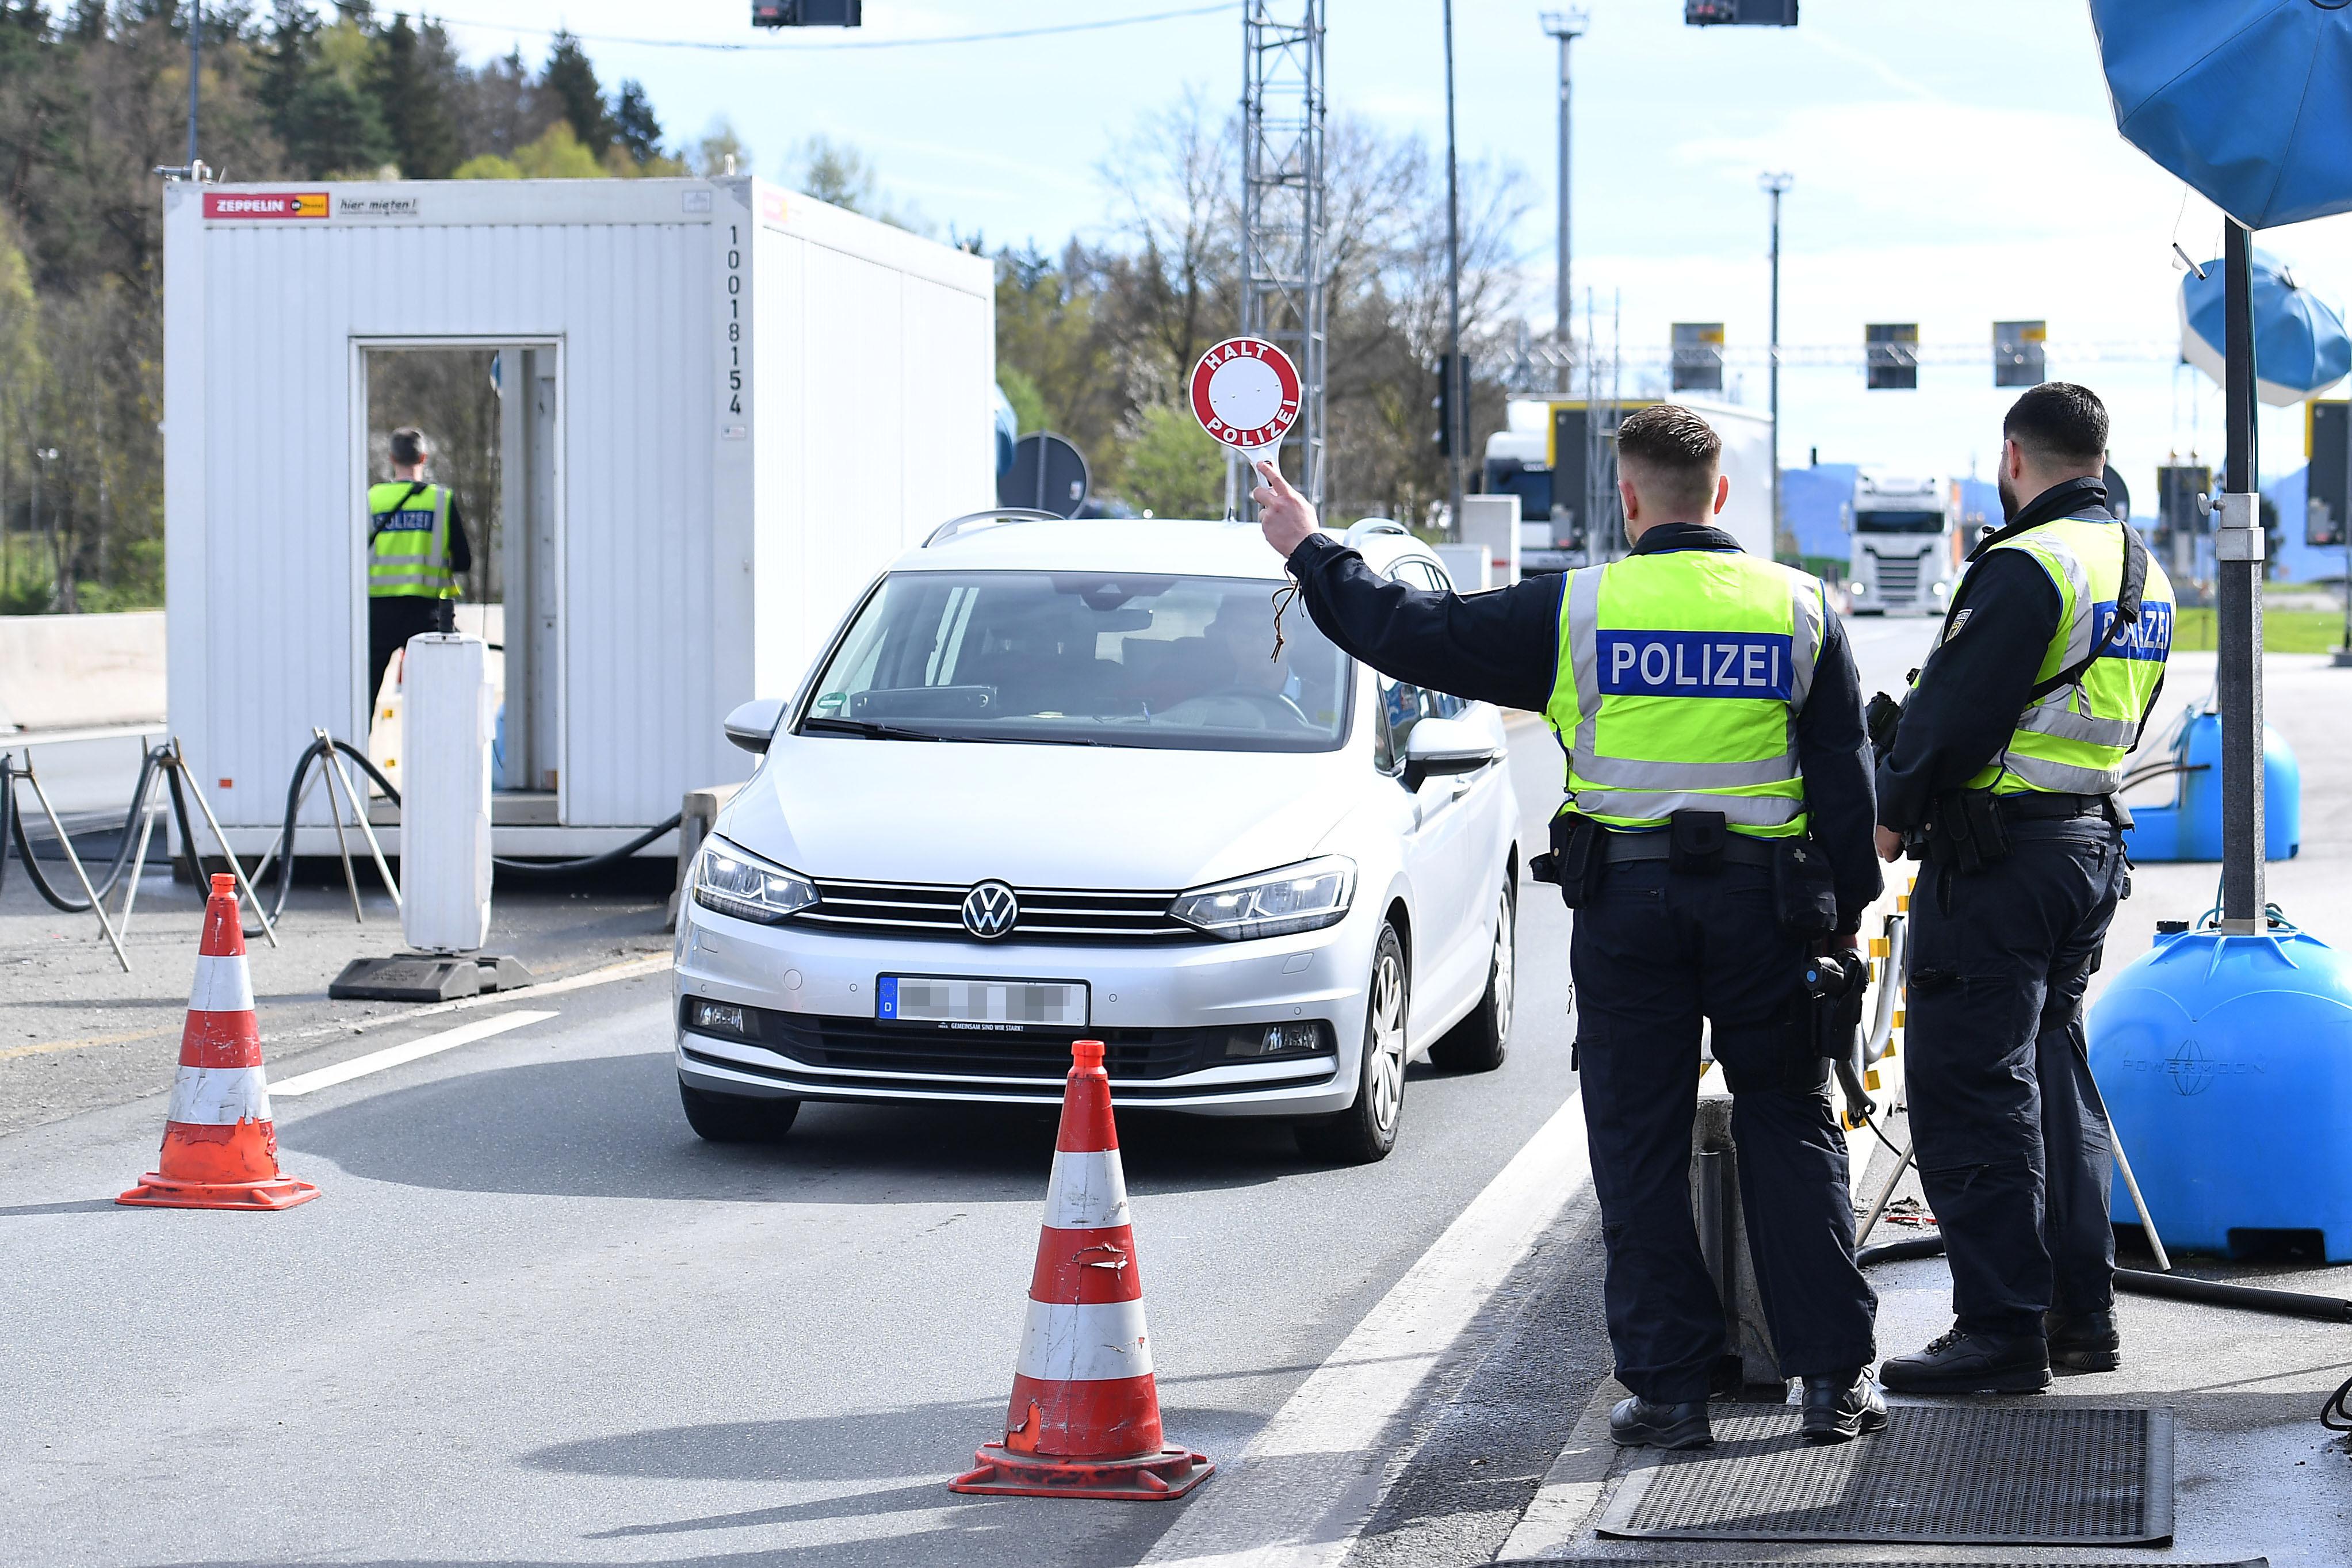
[1442,0,1464,530]
[1760,172,1793,549]
[186,1,201,169]
[1541,11,1587,391]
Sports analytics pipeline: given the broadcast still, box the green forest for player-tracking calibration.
[0,4,1524,613]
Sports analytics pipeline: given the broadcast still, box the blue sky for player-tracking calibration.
[423,1,2352,507]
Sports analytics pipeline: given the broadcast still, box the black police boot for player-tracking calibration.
[1880,1327,2052,1394]
[1608,1394,1712,1450]
[2045,1309,2121,1372]
[1801,1368,1888,1444]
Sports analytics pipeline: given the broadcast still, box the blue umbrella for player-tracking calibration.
[2180,248,2351,404]
[2092,0,2352,228]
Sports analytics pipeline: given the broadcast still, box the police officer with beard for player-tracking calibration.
[1252,404,1886,1448]
[1875,383,2174,1394]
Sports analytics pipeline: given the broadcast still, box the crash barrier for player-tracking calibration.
[951,1039,1214,1501]
[2088,913,2352,1263]
[116,874,318,1210]
[2120,703,2300,862]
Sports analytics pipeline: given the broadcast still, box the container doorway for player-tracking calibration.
[357,339,563,819]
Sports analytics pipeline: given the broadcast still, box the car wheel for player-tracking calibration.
[1297,921,1408,1165]
[1432,875,1513,1073]
[679,1082,801,1143]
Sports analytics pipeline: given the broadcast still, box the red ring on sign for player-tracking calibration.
[1189,337,1302,451]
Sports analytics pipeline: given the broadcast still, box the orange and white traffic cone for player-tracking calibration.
[951,1039,1211,1501]
[117,874,318,1211]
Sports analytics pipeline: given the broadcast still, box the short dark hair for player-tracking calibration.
[389,427,429,467]
[1615,403,1722,513]
[2003,383,2107,465]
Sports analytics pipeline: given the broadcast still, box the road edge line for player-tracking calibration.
[1141,1088,1595,1568]
[271,1008,561,1098]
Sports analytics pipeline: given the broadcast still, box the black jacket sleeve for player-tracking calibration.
[1875,550,2062,829]
[1282,533,1563,712]
[1796,610,1884,934]
[445,495,473,578]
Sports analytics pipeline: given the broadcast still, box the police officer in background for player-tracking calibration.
[1875,383,2173,1394]
[1252,404,1886,1448]
[366,426,473,703]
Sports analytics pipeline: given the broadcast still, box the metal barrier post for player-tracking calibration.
[170,739,278,948]
[16,760,131,972]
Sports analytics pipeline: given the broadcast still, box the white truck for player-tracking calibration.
[1846,469,1965,616]
[1482,396,1776,571]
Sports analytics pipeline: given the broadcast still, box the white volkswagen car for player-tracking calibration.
[671,512,1521,1163]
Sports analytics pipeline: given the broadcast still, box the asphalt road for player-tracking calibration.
[3,617,1953,1567]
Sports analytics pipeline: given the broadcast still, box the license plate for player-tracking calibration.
[876,976,1089,1031]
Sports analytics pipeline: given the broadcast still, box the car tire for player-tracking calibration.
[679,1082,801,1143]
[1431,875,1513,1074]
[1297,921,1408,1165]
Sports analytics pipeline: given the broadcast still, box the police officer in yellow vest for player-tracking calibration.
[366,426,473,703]
[1873,384,2173,1394]
[1255,405,1887,1448]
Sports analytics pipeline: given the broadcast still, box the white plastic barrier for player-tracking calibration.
[1458,494,1523,587]
[401,634,493,953]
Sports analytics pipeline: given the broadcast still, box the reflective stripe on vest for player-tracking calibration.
[1544,548,1824,837]
[1961,513,2174,796]
[367,482,456,599]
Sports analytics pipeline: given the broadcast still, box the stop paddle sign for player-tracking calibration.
[1189,337,1301,452]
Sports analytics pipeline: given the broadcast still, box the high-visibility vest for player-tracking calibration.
[1957,513,2174,796]
[1544,546,1825,838]
[366,481,457,600]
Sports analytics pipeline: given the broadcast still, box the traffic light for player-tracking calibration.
[1432,353,1456,457]
[1685,0,1798,24]
[753,0,862,25]
[2310,401,2348,548]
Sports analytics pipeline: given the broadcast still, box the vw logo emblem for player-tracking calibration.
[961,881,1019,940]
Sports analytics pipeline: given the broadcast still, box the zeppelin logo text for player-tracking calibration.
[202,191,328,220]
[1596,630,1795,700]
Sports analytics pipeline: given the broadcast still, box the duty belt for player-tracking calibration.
[1997,791,2125,825]
[1598,829,1778,869]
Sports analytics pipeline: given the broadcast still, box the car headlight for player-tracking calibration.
[691,835,818,925]
[1171,856,1355,941]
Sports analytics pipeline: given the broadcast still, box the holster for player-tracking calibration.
[1919,788,2011,874]
[1668,809,1727,874]
[1530,811,1604,908]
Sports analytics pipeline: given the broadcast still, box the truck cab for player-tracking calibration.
[1847,469,1963,616]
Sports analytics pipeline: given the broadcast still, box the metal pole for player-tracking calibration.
[1761,173,1793,550]
[1442,0,1464,530]
[323,736,402,913]
[186,1,200,169]
[173,739,280,947]
[17,763,131,972]
[2217,220,2266,930]
[312,729,365,923]
[1541,12,1586,392]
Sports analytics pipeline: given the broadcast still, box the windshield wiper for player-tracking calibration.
[800,716,949,742]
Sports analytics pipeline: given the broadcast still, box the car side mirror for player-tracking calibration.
[1401,714,1500,790]
[722,697,785,754]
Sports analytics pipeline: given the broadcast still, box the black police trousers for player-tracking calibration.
[368,595,456,707]
[1905,817,2127,1337]
[1570,858,1878,1403]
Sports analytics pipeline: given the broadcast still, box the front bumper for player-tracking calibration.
[672,898,1371,1116]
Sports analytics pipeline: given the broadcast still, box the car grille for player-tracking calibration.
[797,878,1193,942]
[683,1001,1241,1080]
[1871,552,1921,603]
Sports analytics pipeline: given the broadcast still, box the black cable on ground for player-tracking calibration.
[2324,1374,2352,1434]
[0,746,174,914]
[1858,1229,2352,1321]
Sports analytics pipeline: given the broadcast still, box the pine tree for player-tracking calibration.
[283,71,391,177]
[539,30,609,158]
[369,12,459,178]
[611,78,660,166]
[255,0,316,129]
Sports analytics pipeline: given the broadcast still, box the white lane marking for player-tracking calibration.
[270,1010,558,1097]
[1015,1297,1154,1383]
[1142,1089,1596,1568]
[1043,1148,1131,1230]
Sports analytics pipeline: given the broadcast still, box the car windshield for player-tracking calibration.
[800,570,1352,751]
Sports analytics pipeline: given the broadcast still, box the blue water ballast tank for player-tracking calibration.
[2121,710,2299,862]
[2087,924,2352,1261]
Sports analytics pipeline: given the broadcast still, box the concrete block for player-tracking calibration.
[1691,1091,1783,1389]
[668,781,747,930]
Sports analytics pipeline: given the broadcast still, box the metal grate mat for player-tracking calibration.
[1594,1405,2172,1546]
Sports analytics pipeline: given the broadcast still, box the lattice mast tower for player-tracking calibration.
[1238,1,1328,513]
